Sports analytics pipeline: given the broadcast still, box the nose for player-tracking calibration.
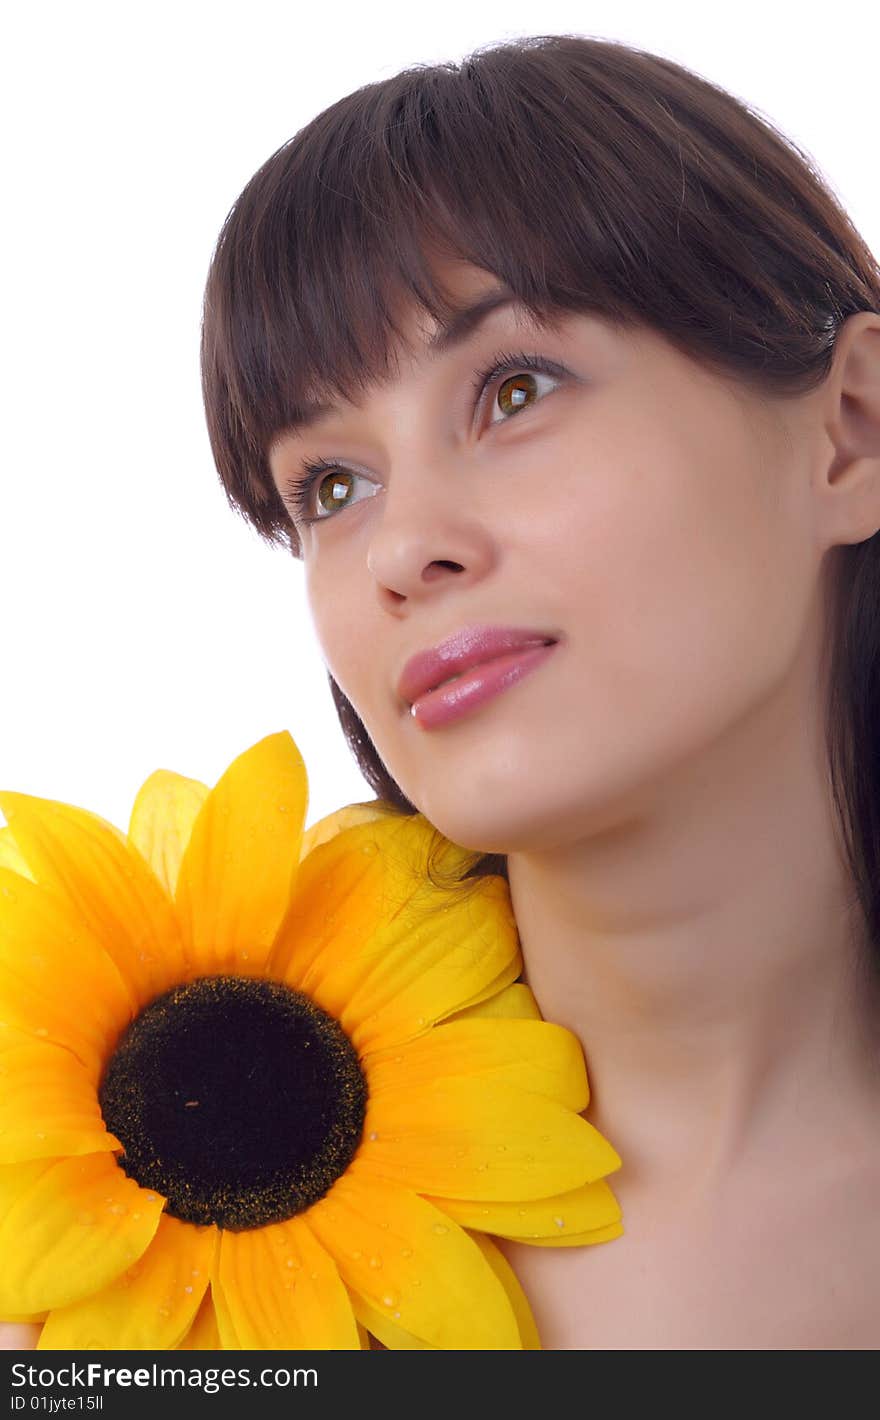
[366,452,496,603]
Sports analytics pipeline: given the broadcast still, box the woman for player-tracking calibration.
[6,32,879,1349]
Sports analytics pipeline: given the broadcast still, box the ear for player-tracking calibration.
[814,312,880,549]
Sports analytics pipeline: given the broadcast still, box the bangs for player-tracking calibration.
[226,46,653,427]
[201,37,653,555]
[201,34,860,556]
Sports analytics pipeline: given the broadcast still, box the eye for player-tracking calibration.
[474,350,567,427]
[283,350,568,526]
[282,459,375,527]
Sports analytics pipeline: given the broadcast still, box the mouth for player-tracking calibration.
[423,639,557,697]
[396,625,561,708]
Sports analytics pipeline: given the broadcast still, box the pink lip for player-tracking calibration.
[397,624,559,706]
[409,642,559,729]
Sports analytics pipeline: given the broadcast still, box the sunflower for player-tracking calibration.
[0,732,622,1350]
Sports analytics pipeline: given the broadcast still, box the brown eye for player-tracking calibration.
[315,469,357,516]
[497,371,540,417]
[487,366,559,426]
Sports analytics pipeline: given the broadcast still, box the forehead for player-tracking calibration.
[270,267,570,452]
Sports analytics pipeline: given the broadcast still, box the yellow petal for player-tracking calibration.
[445,981,543,1022]
[0,1153,165,1314]
[467,1231,541,1349]
[304,1162,521,1349]
[0,1041,121,1163]
[299,801,399,862]
[214,1216,361,1349]
[272,815,521,1053]
[358,1079,620,1200]
[38,1215,216,1349]
[0,825,35,882]
[176,1285,222,1349]
[352,1294,436,1348]
[359,1235,538,1351]
[0,1023,37,1054]
[434,962,531,1023]
[424,1177,623,1242]
[515,1220,625,1247]
[173,732,308,977]
[366,1018,588,1112]
[128,771,209,899]
[0,794,185,1006]
[269,811,487,985]
[0,868,134,1079]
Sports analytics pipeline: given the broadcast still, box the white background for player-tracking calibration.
[2,1,877,833]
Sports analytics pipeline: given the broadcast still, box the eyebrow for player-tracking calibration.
[272,287,520,444]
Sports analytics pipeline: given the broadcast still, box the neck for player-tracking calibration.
[506,674,880,1203]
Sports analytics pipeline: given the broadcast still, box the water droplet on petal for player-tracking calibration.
[553,1216,565,1229]
[184,1285,193,1294]
[368,1131,379,1141]
[382,1293,397,1308]
[158,1306,171,1318]
[400,1248,413,1258]
[368,1256,382,1269]
[432,1224,448,1236]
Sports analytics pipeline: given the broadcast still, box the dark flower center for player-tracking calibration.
[98,975,367,1231]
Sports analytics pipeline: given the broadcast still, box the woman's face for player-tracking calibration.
[268,259,827,853]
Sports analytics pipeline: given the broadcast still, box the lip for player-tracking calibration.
[397,624,559,706]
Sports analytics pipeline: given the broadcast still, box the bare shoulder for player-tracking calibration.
[0,1322,40,1350]
[494,1150,880,1349]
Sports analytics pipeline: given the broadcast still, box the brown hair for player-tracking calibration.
[200,34,880,938]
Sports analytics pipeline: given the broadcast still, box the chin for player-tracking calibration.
[412,798,546,857]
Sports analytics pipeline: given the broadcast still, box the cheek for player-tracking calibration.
[306,564,379,706]
[558,433,813,757]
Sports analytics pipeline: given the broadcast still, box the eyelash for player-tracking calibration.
[282,350,568,527]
